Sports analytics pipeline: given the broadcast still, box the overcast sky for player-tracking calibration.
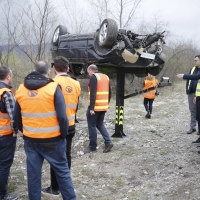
[52,0,200,45]
[138,0,200,43]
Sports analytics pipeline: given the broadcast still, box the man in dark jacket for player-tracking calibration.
[177,55,200,144]
[0,66,18,200]
[13,61,76,200]
[84,64,113,154]
[185,64,200,134]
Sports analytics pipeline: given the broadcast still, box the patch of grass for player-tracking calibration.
[7,183,17,193]
[115,178,125,186]
[149,183,154,188]
[155,193,160,196]
[81,168,87,173]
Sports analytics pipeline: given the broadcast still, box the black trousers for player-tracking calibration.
[51,133,75,190]
[143,98,154,114]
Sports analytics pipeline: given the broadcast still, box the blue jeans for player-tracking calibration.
[51,133,75,190]
[24,139,76,200]
[86,109,112,150]
[143,98,154,114]
[0,134,17,198]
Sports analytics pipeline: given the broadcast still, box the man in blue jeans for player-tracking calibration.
[185,65,200,134]
[0,66,18,200]
[84,64,113,154]
[13,61,76,200]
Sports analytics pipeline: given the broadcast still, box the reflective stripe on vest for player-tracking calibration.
[23,125,59,133]
[196,83,200,96]
[0,88,12,135]
[53,76,81,126]
[88,73,109,111]
[15,82,61,139]
[143,79,158,99]
[188,66,196,90]
[21,111,56,118]
[0,113,9,118]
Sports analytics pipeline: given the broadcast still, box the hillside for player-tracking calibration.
[9,82,200,200]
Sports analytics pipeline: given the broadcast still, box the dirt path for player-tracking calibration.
[10,82,200,200]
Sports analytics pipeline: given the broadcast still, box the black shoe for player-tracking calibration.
[187,129,196,134]
[41,187,59,197]
[197,144,200,147]
[145,111,151,119]
[103,143,113,153]
[0,194,18,200]
[83,147,97,154]
[192,137,200,143]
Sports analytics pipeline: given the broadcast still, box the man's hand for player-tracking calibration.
[13,133,17,137]
[177,74,184,78]
[90,110,95,115]
[193,97,196,104]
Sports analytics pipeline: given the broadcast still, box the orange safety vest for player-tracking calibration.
[0,88,13,135]
[15,82,61,139]
[143,79,158,99]
[88,73,109,111]
[53,75,81,126]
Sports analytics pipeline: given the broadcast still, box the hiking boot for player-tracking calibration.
[145,111,151,119]
[0,194,18,200]
[192,137,200,143]
[103,143,113,153]
[83,147,97,154]
[187,129,196,134]
[41,187,59,197]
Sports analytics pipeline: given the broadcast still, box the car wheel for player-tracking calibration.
[98,18,118,48]
[52,25,68,45]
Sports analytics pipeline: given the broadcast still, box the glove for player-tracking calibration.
[155,90,159,96]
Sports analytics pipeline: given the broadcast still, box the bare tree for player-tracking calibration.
[59,0,91,33]
[0,0,22,66]
[0,0,58,86]
[16,0,57,62]
[87,0,110,25]
[87,0,142,29]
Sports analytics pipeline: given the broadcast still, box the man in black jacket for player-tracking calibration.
[84,64,113,154]
[178,55,200,144]
[185,62,200,134]
[13,61,76,200]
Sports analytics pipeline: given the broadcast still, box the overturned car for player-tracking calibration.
[51,18,166,78]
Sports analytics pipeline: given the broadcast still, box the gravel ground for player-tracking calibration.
[9,82,200,200]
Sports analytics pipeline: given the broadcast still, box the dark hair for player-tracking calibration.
[0,66,11,80]
[54,56,69,72]
[195,55,200,59]
[34,61,50,75]
[88,64,98,72]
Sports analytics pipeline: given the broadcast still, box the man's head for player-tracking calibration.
[87,64,98,76]
[0,66,13,85]
[34,61,50,77]
[194,55,200,68]
[146,73,155,80]
[53,56,69,74]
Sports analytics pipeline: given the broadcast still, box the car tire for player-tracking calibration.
[52,25,68,45]
[98,18,118,48]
